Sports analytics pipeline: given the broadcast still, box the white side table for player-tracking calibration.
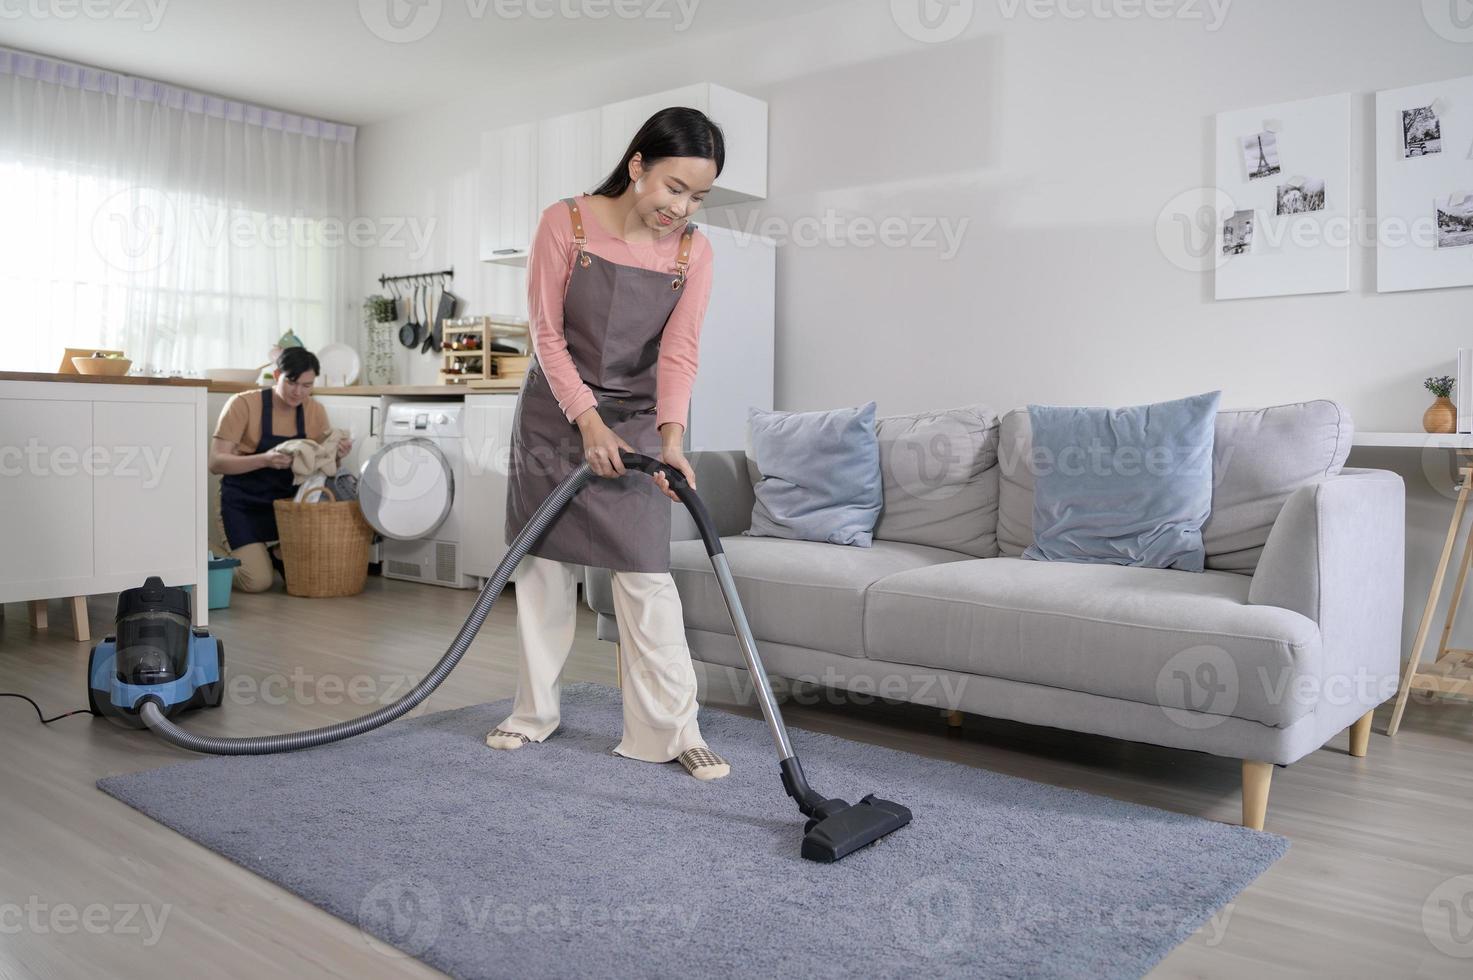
[1354,432,1473,734]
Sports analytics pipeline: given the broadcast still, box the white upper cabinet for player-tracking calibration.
[480,83,767,266]
[479,122,538,265]
[537,107,605,211]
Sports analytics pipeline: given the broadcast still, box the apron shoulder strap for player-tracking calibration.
[563,197,590,268]
[672,223,697,291]
[258,387,274,439]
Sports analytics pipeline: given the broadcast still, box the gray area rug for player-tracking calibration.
[98,683,1287,978]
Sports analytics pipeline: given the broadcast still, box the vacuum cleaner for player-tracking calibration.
[87,451,911,863]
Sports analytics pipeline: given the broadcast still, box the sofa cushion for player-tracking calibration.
[1202,401,1354,572]
[670,535,971,659]
[863,556,1322,727]
[745,401,884,547]
[998,399,1354,574]
[872,404,1000,558]
[1023,391,1220,571]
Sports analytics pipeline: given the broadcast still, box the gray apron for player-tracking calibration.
[504,197,697,573]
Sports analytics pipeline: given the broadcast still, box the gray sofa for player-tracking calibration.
[584,400,1404,829]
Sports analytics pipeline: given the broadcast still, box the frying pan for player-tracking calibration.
[399,282,421,348]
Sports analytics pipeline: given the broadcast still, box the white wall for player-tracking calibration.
[356,0,1473,659]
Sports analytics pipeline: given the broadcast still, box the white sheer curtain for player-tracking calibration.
[0,48,357,375]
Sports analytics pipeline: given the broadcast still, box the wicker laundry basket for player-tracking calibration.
[272,486,374,598]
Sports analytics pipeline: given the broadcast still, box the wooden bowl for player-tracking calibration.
[71,356,132,377]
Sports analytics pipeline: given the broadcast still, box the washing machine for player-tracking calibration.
[358,402,480,590]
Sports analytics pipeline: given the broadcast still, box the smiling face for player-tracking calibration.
[626,153,718,235]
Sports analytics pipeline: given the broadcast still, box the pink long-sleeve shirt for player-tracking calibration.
[526,193,714,433]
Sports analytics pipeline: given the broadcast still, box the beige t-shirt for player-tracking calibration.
[213,389,330,454]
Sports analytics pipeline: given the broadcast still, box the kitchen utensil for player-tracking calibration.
[419,280,437,354]
[399,283,421,348]
[432,287,457,353]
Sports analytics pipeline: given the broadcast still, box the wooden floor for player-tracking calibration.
[3,576,1472,979]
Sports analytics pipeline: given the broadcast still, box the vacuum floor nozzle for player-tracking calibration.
[800,794,913,863]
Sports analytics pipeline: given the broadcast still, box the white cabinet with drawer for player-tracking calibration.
[1,379,210,628]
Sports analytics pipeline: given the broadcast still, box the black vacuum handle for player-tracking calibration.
[618,450,723,556]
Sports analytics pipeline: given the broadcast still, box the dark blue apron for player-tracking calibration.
[220,389,305,549]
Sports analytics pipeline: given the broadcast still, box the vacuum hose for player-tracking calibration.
[139,450,912,861]
[139,453,702,754]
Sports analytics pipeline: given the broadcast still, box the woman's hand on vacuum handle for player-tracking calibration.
[576,411,632,478]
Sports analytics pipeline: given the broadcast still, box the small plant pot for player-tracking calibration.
[1424,396,1457,434]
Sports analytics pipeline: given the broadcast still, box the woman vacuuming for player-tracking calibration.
[490,107,730,781]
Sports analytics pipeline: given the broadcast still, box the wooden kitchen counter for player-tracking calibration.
[0,370,210,388]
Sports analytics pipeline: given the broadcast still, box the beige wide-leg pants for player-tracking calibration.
[495,553,709,762]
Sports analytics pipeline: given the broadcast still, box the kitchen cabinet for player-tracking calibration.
[312,394,383,477]
[1,378,210,632]
[461,393,520,582]
[479,122,539,265]
[480,83,767,266]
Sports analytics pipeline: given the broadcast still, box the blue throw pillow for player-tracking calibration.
[745,401,883,547]
[1022,391,1221,571]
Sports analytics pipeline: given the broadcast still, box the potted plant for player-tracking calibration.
[365,294,397,323]
[1424,375,1457,433]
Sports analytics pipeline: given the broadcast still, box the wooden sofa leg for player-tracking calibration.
[28,600,48,630]
[946,709,963,728]
[1242,760,1273,831]
[1348,710,1373,758]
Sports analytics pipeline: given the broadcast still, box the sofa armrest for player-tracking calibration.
[672,449,755,541]
[1248,467,1405,704]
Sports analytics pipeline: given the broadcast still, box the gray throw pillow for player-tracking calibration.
[1022,391,1221,571]
[744,402,883,547]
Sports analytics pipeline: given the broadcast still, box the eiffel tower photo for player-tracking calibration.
[1244,131,1281,180]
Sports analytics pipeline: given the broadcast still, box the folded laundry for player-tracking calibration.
[274,428,350,485]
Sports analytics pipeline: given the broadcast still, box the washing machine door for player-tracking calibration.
[358,438,455,541]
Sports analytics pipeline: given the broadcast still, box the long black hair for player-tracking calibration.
[588,106,725,198]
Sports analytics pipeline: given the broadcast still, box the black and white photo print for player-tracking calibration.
[1435,193,1473,249]
[1402,105,1442,158]
[1222,210,1255,255]
[1241,131,1281,180]
[1276,178,1326,215]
